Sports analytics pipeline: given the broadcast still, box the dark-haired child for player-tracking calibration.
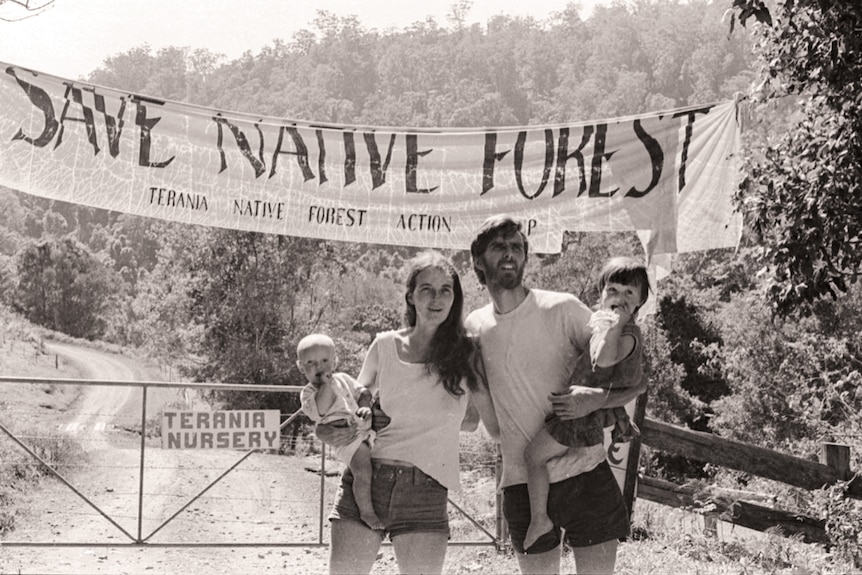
[523,257,650,551]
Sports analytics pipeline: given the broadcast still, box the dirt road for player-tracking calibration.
[0,343,340,575]
[46,342,138,446]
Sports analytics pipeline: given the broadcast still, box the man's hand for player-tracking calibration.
[549,386,608,420]
[315,421,359,447]
[551,381,647,420]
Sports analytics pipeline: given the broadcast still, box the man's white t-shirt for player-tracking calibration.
[466,288,606,489]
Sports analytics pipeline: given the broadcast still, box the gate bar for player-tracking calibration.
[1,541,496,548]
[0,420,137,543]
[137,385,148,542]
[319,447,327,543]
[0,376,302,393]
[447,498,498,543]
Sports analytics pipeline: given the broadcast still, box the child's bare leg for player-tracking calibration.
[523,428,569,551]
[348,442,384,530]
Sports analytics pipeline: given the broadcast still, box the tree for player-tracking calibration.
[730,0,862,313]
[88,45,223,105]
[162,230,349,417]
[129,223,207,361]
[708,289,862,450]
[14,238,121,339]
[88,46,156,93]
[655,295,729,411]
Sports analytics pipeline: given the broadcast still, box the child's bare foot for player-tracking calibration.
[524,516,554,552]
[360,509,385,530]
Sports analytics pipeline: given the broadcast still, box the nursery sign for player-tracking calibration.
[161,409,281,450]
[0,62,742,255]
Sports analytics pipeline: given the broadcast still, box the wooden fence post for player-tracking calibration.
[820,443,851,481]
[703,514,718,538]
[623,392,648,519]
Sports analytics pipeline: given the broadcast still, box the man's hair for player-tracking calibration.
[469,215,529,286]
[598,257,652,308]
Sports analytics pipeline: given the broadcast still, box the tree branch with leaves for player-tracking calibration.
[731,0,862,313]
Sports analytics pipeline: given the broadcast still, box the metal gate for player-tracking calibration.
[0,376,501,549]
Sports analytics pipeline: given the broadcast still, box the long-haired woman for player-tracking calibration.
[319,250,497,575]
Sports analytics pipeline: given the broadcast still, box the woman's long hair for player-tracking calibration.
[404,251,478,396]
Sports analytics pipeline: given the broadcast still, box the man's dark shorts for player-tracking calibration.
[502,460,629,554]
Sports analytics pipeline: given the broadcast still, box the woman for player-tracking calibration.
[317,250,497,575]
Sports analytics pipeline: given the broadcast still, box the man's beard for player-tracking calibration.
[486,262,524,290]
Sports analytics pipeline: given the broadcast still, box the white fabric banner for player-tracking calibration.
[0,63,741,254]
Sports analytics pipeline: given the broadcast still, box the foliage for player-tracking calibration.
[731,0,862,313]
[74,0,753,126]
[530,231,643,303]
[188,232,308,398]
[810,480,862,570]
[348,303,403,343]
[0,430,83,537]
[640,317,702,428]
[139,229,365,424]
[705,287,862,450]
[655,295,729,412]
[13,238,122,339]
[129,222,208,361]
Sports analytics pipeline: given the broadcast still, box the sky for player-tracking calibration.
[0,0,608,81]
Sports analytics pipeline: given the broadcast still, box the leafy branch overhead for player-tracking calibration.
[730,0,862,313]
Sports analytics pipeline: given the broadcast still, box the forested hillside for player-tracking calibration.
[1,1,860,562]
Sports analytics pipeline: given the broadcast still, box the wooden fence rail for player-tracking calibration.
[637,475,829,543]
[637,417,860,543]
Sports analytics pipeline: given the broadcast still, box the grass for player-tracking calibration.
[436,498,851,575]
[0,309,88,537]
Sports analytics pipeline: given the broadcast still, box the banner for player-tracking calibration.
[0,63,742,254]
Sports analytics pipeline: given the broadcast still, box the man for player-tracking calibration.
[465,215,645,575]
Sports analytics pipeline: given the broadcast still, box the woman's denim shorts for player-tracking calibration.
[329,460,450,539]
